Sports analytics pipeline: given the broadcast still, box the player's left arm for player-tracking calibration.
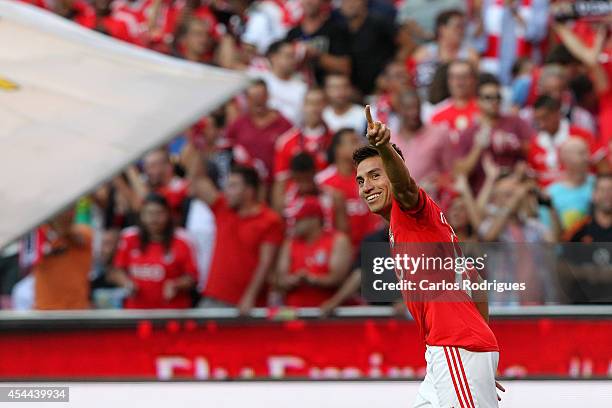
[365,106,419,210]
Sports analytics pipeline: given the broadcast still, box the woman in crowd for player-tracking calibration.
[110,193,198,309]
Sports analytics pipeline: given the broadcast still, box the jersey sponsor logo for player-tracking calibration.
[130,264,166,281]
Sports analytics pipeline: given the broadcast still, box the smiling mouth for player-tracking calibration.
[366,193,381,203]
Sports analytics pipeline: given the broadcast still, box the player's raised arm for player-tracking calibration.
[364,105,419,210]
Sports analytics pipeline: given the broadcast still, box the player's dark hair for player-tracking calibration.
[139,192,174,254]
[478,73,501,91]
[534,94,562,112]
[352,144,404,167]
[327,128,356,164]
[266,39,292,57]
[434,9,464,40]
[230,164,260,190]
[290,152,316,173]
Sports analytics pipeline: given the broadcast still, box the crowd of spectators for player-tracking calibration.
[1,0,612,311]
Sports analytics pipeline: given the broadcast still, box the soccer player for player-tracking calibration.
[354,106,503,408]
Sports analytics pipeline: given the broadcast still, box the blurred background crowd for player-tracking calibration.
[1,0,611,312]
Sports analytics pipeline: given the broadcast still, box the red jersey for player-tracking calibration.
[389,188,498,352]
[273,126,332,181]
[430,99,479,136]
[316,165,381,247]
[527,120,604,187]
[204,196,284,305]
[285,230,340,307]
[114,227,198,309]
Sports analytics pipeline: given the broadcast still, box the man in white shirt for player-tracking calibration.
[322,73,366,135]
[251,39,308,125]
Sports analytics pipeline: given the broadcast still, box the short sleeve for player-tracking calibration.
[392,188,430,219]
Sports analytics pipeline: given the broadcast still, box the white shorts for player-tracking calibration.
[413,346,499,408]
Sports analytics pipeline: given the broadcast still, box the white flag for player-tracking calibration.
[0,0,248,248]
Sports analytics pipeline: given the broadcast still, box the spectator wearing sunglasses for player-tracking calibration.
[452,74,533,193]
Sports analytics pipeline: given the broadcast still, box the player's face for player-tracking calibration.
[356,156,392,215]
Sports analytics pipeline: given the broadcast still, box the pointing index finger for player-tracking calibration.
[365,105,373,127]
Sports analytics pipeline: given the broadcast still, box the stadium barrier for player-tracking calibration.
[0,306,611,380]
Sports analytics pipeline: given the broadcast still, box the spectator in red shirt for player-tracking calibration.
[273,88,331,180]
[110,193,198,309]
[190,163,284,313]
[430,59,479,136]
[528,95,603,187]
[281,152,348,234]
[316,128,380,247]
[276,197,352,307]
[272,88,332,209]
[225,80,293,179]
[454,74,534,192]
